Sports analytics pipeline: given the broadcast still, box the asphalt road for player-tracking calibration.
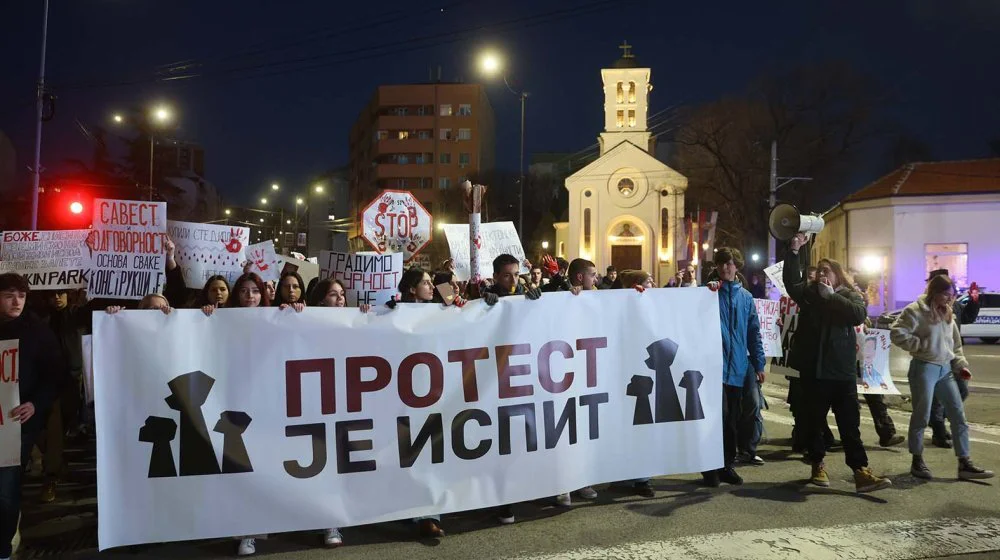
[19,343,1000,560]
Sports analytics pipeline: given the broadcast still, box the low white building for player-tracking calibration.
[812,158,1000,315]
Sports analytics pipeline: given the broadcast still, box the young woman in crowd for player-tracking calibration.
[199,275,231,308]
[618,269,655,290]
[275,271,306,306]
[201,272,341,554]
[783,234,890,493]
[386,267,447,537]
[890,274,994,480]
[307,278,371,313]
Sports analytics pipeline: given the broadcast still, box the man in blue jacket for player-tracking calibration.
[703,248,766,487]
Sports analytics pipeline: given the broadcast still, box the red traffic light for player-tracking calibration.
[69,201,84,214]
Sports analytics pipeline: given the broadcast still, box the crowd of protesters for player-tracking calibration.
[0,233,993,559]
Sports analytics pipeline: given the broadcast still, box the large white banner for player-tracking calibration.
[318,251,403,307]
[442,222,529,281]
[0,230,89,289]
[94,289,723,549]
[86,199,168,300]
[167,221,250,289]
[0,339,20,467]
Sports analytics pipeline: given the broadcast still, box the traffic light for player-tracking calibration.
[70,201,84,214]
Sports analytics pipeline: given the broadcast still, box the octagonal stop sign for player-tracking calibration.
[361,190,432,262]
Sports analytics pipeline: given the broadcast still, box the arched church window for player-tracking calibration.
[617,177,636,197]
[628,109,636,127]
[616,82,624,103]
[628,81,636,103]
[583,208,592,248]
[661,208,669,250]
[616,110,625,128]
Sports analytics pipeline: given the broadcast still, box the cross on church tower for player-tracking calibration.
[619,40,634,59]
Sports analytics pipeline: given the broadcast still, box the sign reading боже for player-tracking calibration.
[0,230,89,289]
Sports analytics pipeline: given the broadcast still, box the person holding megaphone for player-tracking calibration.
[782,233,892,493]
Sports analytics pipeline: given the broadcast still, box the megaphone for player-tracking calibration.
[768,203,825,241]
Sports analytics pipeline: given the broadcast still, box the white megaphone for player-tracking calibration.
[768,203,825,241]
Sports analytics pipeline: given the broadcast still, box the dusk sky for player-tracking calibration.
[1,0,997,207]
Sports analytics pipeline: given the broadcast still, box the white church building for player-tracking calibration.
[553,44,687,284]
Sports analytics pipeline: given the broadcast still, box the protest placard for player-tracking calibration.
[167,220,249,289]
[858,328,900,395]
[0,230,89,289]
[769,296,800,377]
[754,298,782,357]
[763,261,787,297]
[318,251,403,306]
[0,339,20,468]
[246,241,280,283]
[94,289,723,549]
[86,199,167,300]
[441,221,528,281]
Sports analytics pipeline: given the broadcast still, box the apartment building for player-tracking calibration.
[348,82,496,262]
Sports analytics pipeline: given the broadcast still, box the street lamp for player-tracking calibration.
[112,114,123,124]
[751,253,760,263]
[479,49,528,236]
[224,209,231,216]
[111,104,175,201]
[260,198,268,205]
[271,183,280,191]
[542,241,549,250]
[296,198,304,205]
[314,185,324,194]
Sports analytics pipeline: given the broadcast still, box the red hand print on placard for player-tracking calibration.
[223,228,243,253]
[85,230,99,254]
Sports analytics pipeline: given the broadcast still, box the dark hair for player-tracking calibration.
[398,267,429,303]
[492,254,520,275]
[817,258,854,291]
[308,278,346,307]
[228,272,271,307]
[138,294,170,310]
[0,273,29,293]
[556,257,569,272]
[606,265,616,273]
[714,247,744,269]
[305,276,319,302]
[276,271,306,305]
[200,275,230,306]
[568,258,596,287]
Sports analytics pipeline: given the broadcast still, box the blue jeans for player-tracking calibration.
[931,375,969,432]
[1,434,34,557]
[907,359,970,458]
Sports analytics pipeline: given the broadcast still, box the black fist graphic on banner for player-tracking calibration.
[626,338,706,426]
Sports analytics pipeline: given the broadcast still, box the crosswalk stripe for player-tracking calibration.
[506,517,1000,559]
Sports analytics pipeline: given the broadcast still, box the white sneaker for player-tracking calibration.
[556,492,572,507]
[237,538,256,556]
[324,528,343,547]
[577,486,598,499]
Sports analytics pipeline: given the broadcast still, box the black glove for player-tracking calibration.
[385,299,397,310]
[525,287,542,301]
[483,292,499,306]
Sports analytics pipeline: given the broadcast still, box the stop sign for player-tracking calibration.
[361,190,432,262]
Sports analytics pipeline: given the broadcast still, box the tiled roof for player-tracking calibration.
[845,158,1000,202]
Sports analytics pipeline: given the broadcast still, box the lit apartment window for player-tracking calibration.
[458,104,472,116]
[459,153,471,167]
[439,177,451,189]
[628,109,636,127]
[616,110,625,128]
[440,153,451,164]
[616,82,624,103]
[398,131,409,140]
[440,104,453,116]
[375,130,388,140]
[440,128,452,140]
[458,128,471,140]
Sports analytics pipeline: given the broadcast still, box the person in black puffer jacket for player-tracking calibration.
[783,235,891,494]
[0,273,68,560]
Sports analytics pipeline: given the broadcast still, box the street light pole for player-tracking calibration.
[29,0,50,230]
[519,92,526,236]
[767,139,813,267]
[149,134,155,201]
